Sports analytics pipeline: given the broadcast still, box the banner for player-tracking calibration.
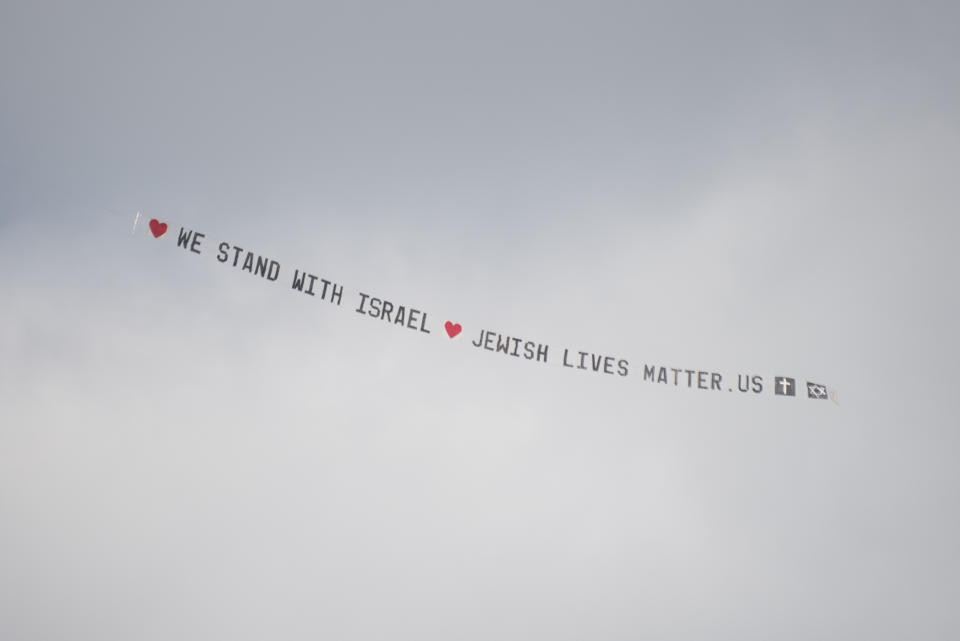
[134,214,839,404]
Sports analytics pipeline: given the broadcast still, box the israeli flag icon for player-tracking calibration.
[807,382,828,399]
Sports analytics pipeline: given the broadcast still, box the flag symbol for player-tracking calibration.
[774,376,796,396]
[807,382,828,399]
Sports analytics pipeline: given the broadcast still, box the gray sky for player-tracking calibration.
[2,2,959,639]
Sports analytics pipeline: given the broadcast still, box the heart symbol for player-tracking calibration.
[149,219,168,238]
[444,321,462,338]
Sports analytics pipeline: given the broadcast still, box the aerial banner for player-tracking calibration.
[134,214,838,404]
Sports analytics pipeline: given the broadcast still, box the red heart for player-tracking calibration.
[444,321,462,338]
[149,219,168,238]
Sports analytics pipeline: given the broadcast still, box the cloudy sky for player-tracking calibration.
[2,2,958,639]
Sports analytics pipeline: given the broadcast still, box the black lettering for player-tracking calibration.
[603,356,615,374]
[241,252,254,272]
[578,351,588,370]
[591,354,603,372]
[369,297,382,318]
[190,232,205,254]
[217,242,229,262]
[407,309,421,330]
[255,256,269,277]
[355,292,370,314]
[394,305,406,326]
[267,261,280,281]
[617,359,629,376]
[472,330,485,348]
[176,228,192,249]
[697,371,708,389]
[671,368,681,385]
[483,332,496,351]
[711,373,722,390]
[563,349,574,368]
[495,335,510,355]
[331,283,343,306]
[536,343,548,363]
[644,365,656,381]
[523,341,535,359]
[231,246,244,267]
[738,374,763,393]
[304,274,318,296]
[381,300,394,322]
[292,270,308,292]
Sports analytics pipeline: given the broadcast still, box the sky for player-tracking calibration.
[1,1,959,639]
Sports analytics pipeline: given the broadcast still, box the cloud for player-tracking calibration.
[1,2,959,639]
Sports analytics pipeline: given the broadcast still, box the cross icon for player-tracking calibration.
[774,376,796,396]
